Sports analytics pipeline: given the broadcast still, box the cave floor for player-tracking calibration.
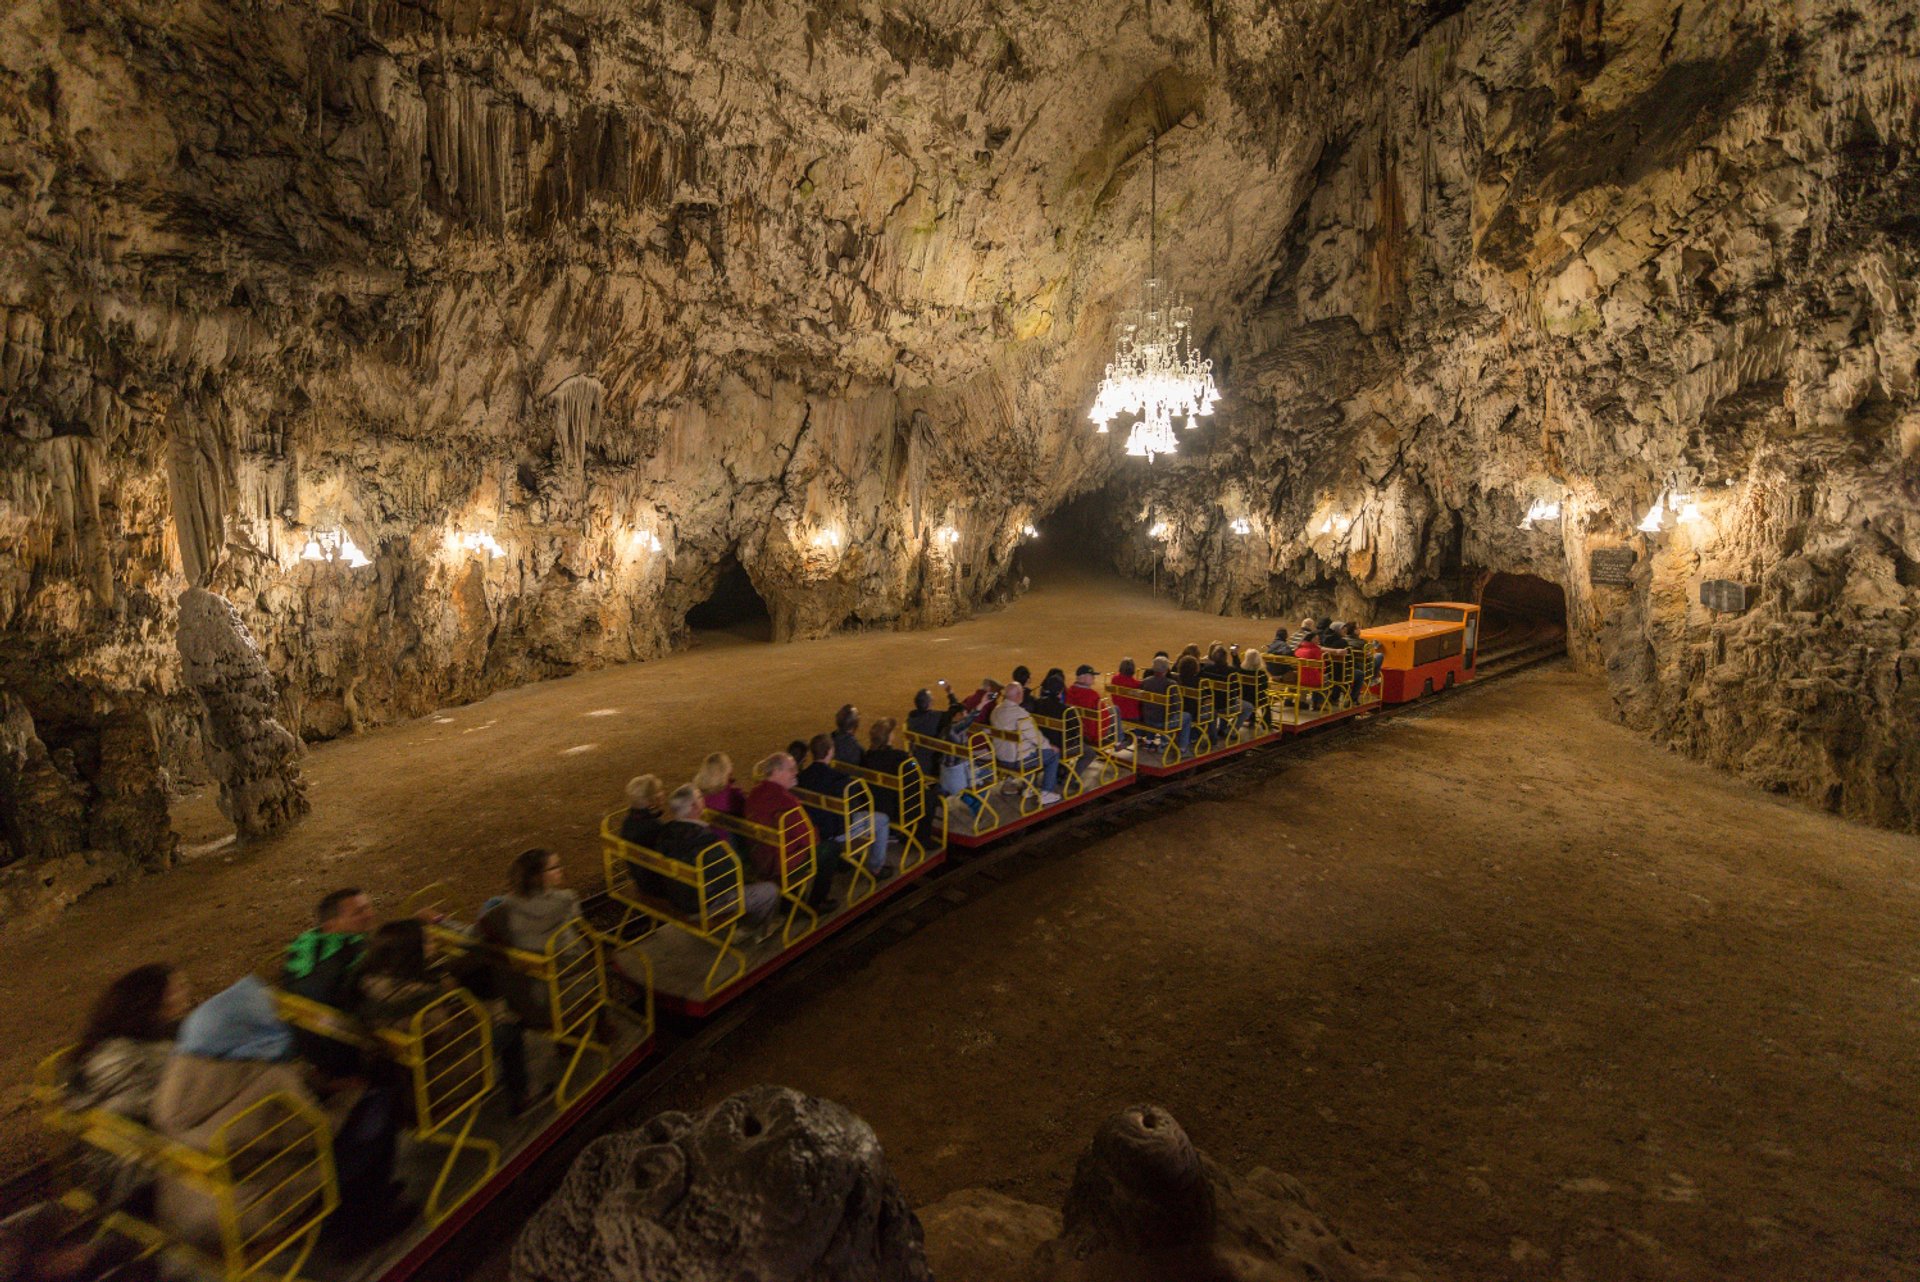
[647,671,1920,1282]
[7,565,1920,1282]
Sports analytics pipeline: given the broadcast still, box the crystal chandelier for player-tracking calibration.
[1088,117,1219,461]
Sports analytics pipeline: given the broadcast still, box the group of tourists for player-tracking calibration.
[49,851,589,1263]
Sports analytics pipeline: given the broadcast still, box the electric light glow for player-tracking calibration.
[299,529,372,568]
[1517,498,1561,530]
[1229,518,1252,535]
[453,531,506,558]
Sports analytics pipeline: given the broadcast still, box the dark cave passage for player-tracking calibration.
[1478,571,1568,649]
[686,556,773,644]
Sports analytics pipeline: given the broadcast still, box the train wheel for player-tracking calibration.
[1422,678,1434,696]
[1445,671,1456,689]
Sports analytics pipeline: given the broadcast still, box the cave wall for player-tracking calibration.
[1103,0,1920,829]
[1,0,1423,888]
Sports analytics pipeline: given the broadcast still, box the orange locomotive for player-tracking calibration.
[1359,602,1481,703]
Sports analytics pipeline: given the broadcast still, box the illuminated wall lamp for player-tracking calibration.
[299,529,372,568]
[937,526,961,545]
[1517,499,1561,530]
[1229,518,1252,535]
[1148,521,1169,539]
[625,528,664,553]
[1315,513,1351,536]
[811,528,844,551]
[454,531,506,558]
[1021,524,1040,539]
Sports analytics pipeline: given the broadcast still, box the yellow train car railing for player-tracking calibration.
[1197,676,1250,746]
[791,778,881,906]
[1026,710,1086,798]
[379,989,498,1223]
[701,805,821,948]
[981,723,1046,814]
[1105,687,1175,767]
[1069,696,1132,779]
[903,725,1001,830]
[35,1049,339,1282]
[834,756,943,869]
[600,813,760,995]
[395,887,619,1113]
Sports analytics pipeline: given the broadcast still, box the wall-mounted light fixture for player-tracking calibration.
[1148,521,1170,539]
[622,527,664,554]
[1229,518,1252,535]
[1517,499,1561,530]
[811,527,844,551]
[1021,524,1040,539]
[936,526,961,545]
[1314,513,1352,536]
[452,531,506,558]
[300,529,372,568]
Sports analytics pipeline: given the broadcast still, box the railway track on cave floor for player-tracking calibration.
[427,629,1572,1282]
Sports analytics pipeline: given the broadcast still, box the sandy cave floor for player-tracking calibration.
[5,564,1920,1281]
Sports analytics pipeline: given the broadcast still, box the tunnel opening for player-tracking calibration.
[1477,572,1568,653]
[686,556,772,645]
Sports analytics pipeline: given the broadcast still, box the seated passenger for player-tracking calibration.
[1293,632,1326,709]
[476,848,584,1027]
[1240,648,1274,728]
[1343,621,1383,679]
[961,677,1003,718]
[906,686,961,779]
[1137,656,1195,754]
[355,919,532,1116]
[863,718,911,776]
[1264,625,1294,656]
[798,736,895,886]
[283,888,374,1011]
[831,705,863,767]
[1174,654,1205,734]
[787,739,812,769]
[65,964,193,1210]
[745,754,816,905]
[1107,658,1143,725]
[1063,664,1116,755]
[154,976,408,1247]
[618,774,668,850]
[1288,616,1317,649]
[478,848,581,956]
[1008,666,1034,708]
[697,752,748,819]
[1032,669,1069,751]
[988,682,1062,804]
[1201,645,1255,737]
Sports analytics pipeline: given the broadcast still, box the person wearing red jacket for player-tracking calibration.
[744,753,815,900]
[1063,664,1116,755]
[1106,658,1143,725]
[1293,634,1325,710]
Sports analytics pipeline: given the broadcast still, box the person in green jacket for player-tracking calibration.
[282,887,376,1008]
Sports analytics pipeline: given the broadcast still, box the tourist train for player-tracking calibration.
[32,603,1493,1282]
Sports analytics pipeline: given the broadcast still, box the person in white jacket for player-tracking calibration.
[988,682,1062,804]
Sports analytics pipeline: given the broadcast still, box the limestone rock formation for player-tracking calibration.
[918,1104,1415,1282]
[1099,0,1920,830]
[512,1085,930,1282]
[175,588,307,840]
[1,0,1916,910]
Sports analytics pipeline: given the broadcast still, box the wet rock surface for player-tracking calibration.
[512,1085,930,1282]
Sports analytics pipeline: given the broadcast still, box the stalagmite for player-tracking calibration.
[175,587,308,841]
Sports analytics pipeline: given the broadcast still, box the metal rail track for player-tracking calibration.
[421,634,1570,1282]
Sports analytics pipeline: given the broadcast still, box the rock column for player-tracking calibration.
[176,587,308,840]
